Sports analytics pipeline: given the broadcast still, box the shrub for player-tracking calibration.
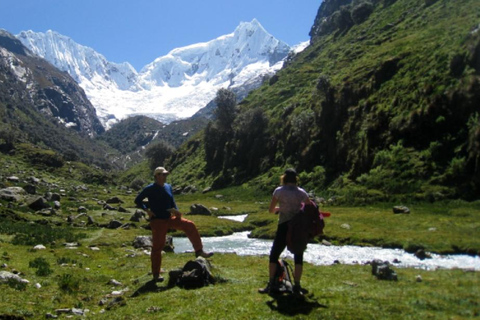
[29,257,53,276]
[58,273,80,293]
[145,140,175,170]
[351,1,374,24]
[130,178,146,191]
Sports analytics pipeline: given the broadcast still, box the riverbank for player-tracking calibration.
[173,231,480,271]
[173,190,480,256]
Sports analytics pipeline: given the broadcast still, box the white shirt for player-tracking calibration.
[273,185,309,224]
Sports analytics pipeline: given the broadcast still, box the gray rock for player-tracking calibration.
[6,176,19,183]
[393,206,410,214]
[0,187,26,201]
[27,196,50,211]
[37,208,56,216]
[189,204,211,216]
[44,192,53,201]
[23,184,36,195]
[87,215,96,225]
[182,185,197,194]
[51,193,61,201]
[130,210,146,222]
[107,220,123,229]
[370,260,398,281]
[106,196,124,204]
[27,176,41,184]
[414,249,432,260]
[0,271,29,284]
[133,236,152,248]
[103,203,116,211]
[78,206,88,213]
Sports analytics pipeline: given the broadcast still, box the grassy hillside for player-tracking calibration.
[168,0,480,203]
[0,146,479,319]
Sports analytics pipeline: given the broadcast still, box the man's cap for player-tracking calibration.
[284,168,297,176]
[154,167,169,176]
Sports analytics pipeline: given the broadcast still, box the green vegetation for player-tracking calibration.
[169,0,480,202]
[1,0,480,317]
[0,145,479,319]
[0,246,478,319]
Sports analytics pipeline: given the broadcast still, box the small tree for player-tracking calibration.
[145,140,175,170]
[214,88,237,133]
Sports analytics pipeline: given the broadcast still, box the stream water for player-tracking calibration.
[173,215,480,271]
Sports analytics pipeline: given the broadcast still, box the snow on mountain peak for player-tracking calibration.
[16,19,293,129]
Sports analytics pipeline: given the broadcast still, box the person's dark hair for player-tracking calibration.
[281,168,298,185]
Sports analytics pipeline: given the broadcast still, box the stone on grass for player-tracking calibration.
[393,206,410,214]
[189,204,211,215]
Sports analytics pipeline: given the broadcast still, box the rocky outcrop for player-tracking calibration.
[309,0,378,43]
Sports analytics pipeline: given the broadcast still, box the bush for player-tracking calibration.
[130,178,146,191]
[145,140,175,170]
[29,257,53,276]
[351,1,374,24]
[58,273,80,293]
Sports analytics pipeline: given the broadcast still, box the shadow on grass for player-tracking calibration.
[266,292,328,316]
[130,280,174,297]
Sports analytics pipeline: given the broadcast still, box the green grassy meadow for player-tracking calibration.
[1,185,479,319]
[1,152,479,319]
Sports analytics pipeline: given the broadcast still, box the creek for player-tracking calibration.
[173,215,480,271]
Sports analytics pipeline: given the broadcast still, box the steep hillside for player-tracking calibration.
[0,30,116,169]
[97,115,209,152]
[169,0,480,201]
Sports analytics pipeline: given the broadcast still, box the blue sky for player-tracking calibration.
[0,0,321,71]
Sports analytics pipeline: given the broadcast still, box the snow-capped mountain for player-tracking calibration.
[17,19,296,129]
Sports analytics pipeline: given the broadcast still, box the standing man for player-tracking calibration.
[135,166,213,283]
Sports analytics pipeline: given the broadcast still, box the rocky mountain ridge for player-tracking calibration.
[17,19,294,128]
[0,29,114,168]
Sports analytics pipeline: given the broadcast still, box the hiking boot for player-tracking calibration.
[293,284,305,296]
[195,250,214,258]
[258,282,272,294]
[258,281,280,294]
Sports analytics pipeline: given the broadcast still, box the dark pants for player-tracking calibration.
[269,221,304,265]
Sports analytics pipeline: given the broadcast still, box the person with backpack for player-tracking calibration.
[135,166,213,283]
[259,168,311,295]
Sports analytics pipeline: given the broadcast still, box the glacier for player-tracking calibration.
[17,19,304,129]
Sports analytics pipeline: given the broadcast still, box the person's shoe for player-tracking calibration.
[195,250,214,258]
[258,282,271,294]
[293,284,304,296]
[153,275,164,283]
[259,281,280,294]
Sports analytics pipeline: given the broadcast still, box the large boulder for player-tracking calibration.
[27,196,50,211]
[132,235,174,252]
[133,235,152,248]
[106,196,124,204]
[0,271,29,285]
[130,210,146,222]
[189,204,211,216]
[0,187,26,202]
[106,220,123,229]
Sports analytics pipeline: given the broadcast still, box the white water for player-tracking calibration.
[173,231,480,271]
[218,214,248,222]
